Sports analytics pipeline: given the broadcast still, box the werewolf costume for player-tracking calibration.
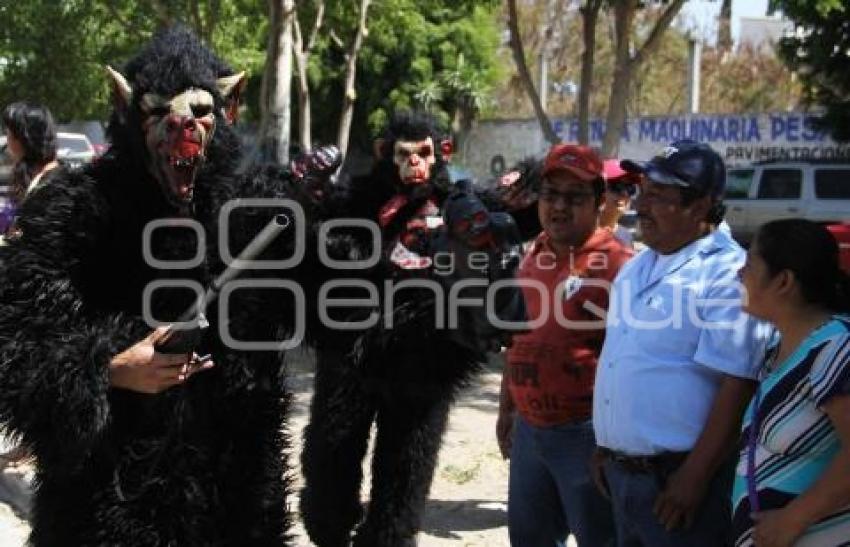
[299,114,539,547]
[0,28,300,546]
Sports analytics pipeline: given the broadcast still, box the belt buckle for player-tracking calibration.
[606,450,654,473]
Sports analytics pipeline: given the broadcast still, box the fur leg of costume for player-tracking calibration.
[300,346,376,547]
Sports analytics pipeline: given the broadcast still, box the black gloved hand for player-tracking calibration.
[290,145,343,202]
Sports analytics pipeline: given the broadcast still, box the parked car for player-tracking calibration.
[56,131,95,169]
[724,160,850,245]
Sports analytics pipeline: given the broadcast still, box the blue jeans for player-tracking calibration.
[508,415,615,547]
[602,457,733,547]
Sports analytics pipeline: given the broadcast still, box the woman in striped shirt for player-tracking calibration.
[733,218,850,546]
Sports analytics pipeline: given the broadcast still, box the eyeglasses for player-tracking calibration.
[608,182,637,197]
[539,187,595,206]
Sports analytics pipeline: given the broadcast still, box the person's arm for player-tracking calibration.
[752,394,850,546]
[496,362,516,459]
[108,327,213,393]
[653,374,756,530]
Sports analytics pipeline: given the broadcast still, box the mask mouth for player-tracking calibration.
[160,137,204,205]
[403,170,428,185]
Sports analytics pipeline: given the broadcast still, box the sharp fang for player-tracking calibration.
[169,156,197,168]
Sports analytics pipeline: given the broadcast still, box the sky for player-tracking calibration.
[679,0,773,44]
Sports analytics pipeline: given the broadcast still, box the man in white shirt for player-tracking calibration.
[592,140,770,546]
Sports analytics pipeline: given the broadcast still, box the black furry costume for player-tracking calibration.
[0,28,299,546]
[298,114,538,547]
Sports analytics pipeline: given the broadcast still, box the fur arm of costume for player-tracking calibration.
[476,156,543,241]
[475,186,541,241]
[0,172,148,475]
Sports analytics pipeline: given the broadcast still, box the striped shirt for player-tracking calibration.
[732,316,850,546]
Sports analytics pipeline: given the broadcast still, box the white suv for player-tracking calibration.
[56,132,95,169]
[724,161,850,245]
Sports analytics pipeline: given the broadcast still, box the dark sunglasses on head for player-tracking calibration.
[608,182,637,197]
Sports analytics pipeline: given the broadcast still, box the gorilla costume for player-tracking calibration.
[298,113,538,547]
[0,28,301,546]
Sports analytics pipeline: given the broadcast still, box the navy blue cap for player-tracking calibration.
[621,140,726,199]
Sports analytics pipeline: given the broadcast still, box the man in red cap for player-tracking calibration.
[497,143,633,546]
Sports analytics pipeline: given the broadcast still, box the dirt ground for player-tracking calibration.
[0,353,578,546]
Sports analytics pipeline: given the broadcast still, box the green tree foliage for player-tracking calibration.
[771,0,850,140]
[0,0,502,156]
[305,0,503,151]
[0,0,267,122]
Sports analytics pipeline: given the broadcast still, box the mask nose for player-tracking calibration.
[409,155,421,167]
[167,115,198,133]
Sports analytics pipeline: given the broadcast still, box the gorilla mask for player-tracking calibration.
[393,137,436,186]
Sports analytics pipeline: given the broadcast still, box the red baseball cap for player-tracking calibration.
[603,158,640,184]
[542,143,603,182]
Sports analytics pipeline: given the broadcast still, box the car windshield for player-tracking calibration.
[58,136,92,155]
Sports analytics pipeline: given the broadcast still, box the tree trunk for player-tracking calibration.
[578,0,602,145]
[506,0,559,145]
[601,0,686,156]
[537,0,559,113]
[336,0,371,159]
[718,0,733,54]
[259,0,295,164]
[601,1,635,156]
[292,1,325,153]
[294,47,311,154]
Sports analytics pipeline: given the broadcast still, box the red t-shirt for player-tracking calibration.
[507,228,633,427]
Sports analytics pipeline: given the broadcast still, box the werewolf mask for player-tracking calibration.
[105,62,244,210]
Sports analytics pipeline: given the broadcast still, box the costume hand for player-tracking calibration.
[653,464,707,531]
[590,448,611,500]
[497,170,537,211]
[752,509,807,547]
[496,409,514,460]
[108,327,214,394]
[290,145,342,201]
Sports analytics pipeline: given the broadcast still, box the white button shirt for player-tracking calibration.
[593,229,771,455]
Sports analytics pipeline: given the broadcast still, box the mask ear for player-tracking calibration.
[440,139,453,162]
[106,65,132,122]
[373,138,386,160]
[216,71,246,125]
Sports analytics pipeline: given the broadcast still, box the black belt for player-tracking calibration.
[598,447,689,475]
